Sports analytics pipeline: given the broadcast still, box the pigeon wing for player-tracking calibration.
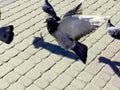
[63,0,84,18]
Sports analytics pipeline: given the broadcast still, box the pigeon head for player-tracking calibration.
[0,25,14,44]
[107,19,114,27]
[45,17,59,34]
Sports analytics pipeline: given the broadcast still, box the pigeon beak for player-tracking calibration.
[7,25,14,32]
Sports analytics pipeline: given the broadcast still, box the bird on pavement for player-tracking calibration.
[42,0,107,64]
[44,15,107,64]
[0,25,14,44]
[107,19,120,39]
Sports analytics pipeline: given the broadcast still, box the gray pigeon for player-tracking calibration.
[107,19,120,39]
[45,15,106,64]
[42,0,107,63]
[0,25,14,44]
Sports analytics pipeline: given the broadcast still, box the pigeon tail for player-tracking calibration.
[72,42,88,64]
[88,16,107,29]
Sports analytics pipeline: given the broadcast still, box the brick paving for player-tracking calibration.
[0,0,120,90]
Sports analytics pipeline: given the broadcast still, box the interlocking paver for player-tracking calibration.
[103,83,119,90]
[77,71,94,83]
[0,79,9,90]
[3,71,20,84]
[51,73,73,90]
[65,85,79,90]
[6,82,25,90]
[34,77,49,89]
[51,60,71,74]
[83,83,101,90]
[42,70,58,82]
[0,63,13,78]
[44,85,59,90]
[71,79,86,90]
[18,76,33,87]
[14,60,35,75]
[0,0,120,90]
[26,84,42,90]
[25,68,41,81]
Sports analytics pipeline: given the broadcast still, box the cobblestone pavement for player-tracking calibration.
[0,0,120,90]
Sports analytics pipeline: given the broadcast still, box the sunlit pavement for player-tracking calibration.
[0,0,120,90]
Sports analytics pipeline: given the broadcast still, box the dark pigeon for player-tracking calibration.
[0,25,14,44]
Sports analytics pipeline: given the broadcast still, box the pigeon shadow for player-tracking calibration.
[32,36,79,60]
[99,57,120,77]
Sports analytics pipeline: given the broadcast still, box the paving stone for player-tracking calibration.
[0,79,9,90]
[71,79,86,90]
[0,63,13,78]
[103,83,119,90]
[65,85,79,90]
[51,60,70,74]
[1,1,21,13]
[88,47,101,56]
[83,83,101,90]
[14,41,28,51]
[85,60,104,75]
[35,57,56,72]
[28,55,42,65]
[6,82,25,90]
[3,71,20,84]
[100,34,114,44]
[91,76,106,88]
[100,50,115,59]
[18,76,33,87]
[26,84,42,90]
[34,77,49,89]
[8,57,24,68]
[0,0,120,90]
[35,49,51,59]
[65,67,79,78]
[24,45,39,55]
[97,71,111,82]
[0,54,10,63]
[93,42,107,50]
[77,71,93,83]
[47,53,62,63]
[44,85,59,90]
[70,61,86,72]
[12,35,23,44]
[110,75,120,88]
[102,65,115,76]
[42,70,58,82]
[0,47,5,54]
[51,73,73,90]
[87,52,96,64]
[17,52,31,60]
[14,60,35,75]
[25,68,41,81]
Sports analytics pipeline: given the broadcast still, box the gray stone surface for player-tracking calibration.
[0,0,120,90]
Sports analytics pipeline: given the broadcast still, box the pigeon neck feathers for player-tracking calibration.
[46,17,59,34]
